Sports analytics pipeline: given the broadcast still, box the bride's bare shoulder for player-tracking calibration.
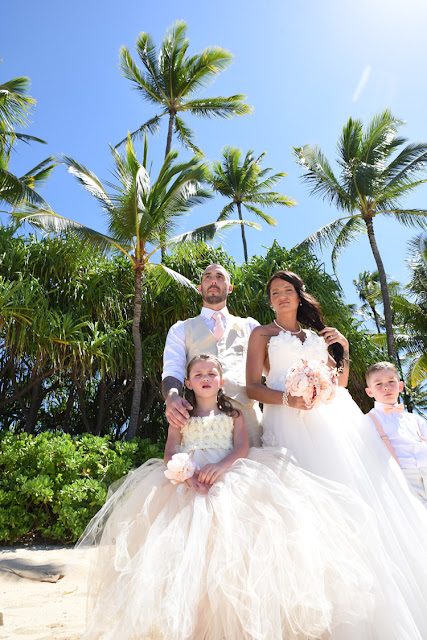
[251,322,277,337]
[249,324,279,350]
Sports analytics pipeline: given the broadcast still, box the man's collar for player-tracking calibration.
[201,306,230,319]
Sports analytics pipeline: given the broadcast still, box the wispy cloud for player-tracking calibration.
[352,65,372,102]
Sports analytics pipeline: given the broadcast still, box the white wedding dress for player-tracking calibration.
[262,328,427,639]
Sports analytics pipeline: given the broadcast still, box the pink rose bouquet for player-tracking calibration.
[285,359,338,408]
[164,452,197,484]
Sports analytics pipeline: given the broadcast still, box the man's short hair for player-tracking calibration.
[365,361,400,386]
[201,263,231,284]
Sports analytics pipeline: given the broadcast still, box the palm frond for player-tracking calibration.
[243,192,296,208]
[216,202,235,221]
[14,206,132,256]
[0,166,50,208]
[331,216,366,272]
[297,216,348,252]
[174,116,202,154]
[409,353,427,386]
[338,117,363,164]
[21,156,57,188]
[177,48,234,99]
[243,203,277,225]
[61,155,114,211]
[147,262,198,294]
[183,96,253,119]
[119,45,166,105]
[386,143,427,185]
[0,131,47,146]
[384,209,427,229]
[294,145,351,210]
[164,219,260,248]
[115,114,163,149]
[360,110,403,165]
[0,77,35,130]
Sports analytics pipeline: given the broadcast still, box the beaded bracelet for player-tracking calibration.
[282,390,290,407]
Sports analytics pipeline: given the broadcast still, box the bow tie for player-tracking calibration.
[384,404,405,415]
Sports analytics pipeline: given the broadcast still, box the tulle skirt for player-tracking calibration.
[262,387,427,639]
[76,446,383,640]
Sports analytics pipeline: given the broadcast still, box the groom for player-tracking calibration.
[162,263,262,446]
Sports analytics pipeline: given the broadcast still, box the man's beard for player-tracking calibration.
[202,286,227,305]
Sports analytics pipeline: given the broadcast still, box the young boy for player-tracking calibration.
[365,361,427,506]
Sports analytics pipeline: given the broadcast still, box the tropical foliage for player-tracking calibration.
[1,230,381,433]
[13,139,254,439]
[117,20,252,155]
[0,431,163,543]
[294,109,427,363]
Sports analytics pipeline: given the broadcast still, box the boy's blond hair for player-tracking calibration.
[365,361,399,386]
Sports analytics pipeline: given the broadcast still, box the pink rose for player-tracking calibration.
[164,453,196,484]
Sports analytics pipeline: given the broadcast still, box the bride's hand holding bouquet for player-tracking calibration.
[284,359,339,415]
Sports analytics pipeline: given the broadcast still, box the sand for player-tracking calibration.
[0,545,91,640]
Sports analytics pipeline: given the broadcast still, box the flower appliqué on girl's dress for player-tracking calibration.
[261,429,277,447]
[181,414,234,451]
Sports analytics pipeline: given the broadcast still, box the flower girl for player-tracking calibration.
[78,354,385,640]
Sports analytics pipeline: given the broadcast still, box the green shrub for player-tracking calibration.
[0,432,164,543]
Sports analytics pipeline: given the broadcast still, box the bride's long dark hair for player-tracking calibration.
[266,270,344,369]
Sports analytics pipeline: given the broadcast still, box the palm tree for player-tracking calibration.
[15,137,257,438]
[209,146,296,262]
[0,75,55,211]
[353,270,383,333]
[353,270,400,334]
[294,109,427,362]
[117,20,252,156]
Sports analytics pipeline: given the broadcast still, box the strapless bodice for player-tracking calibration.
[266,329,329,390]
[181,413,234,452]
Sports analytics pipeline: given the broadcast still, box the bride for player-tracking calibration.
[246,269,427,640]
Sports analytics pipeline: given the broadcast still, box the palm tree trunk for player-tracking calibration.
[237,202,249,262]
[364,216,398,362]
[161,111,176,261]
[165,111,175,158]
[127,267,144,440]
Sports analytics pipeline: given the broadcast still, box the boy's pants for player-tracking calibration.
[401,467,427,506]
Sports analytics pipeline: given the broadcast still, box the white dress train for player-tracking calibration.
[261,328,427,639]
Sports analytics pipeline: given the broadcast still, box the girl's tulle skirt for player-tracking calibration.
[75,446,387,640]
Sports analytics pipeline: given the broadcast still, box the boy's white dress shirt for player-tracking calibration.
[370,401,427,469]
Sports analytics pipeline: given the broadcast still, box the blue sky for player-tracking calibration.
[3,0,427,307]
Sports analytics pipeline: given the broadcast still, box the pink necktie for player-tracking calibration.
[384,404,405,415]
[212,311,224,341]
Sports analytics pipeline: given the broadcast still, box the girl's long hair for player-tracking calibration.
[184,354,240,418]
[266,271,344,369]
